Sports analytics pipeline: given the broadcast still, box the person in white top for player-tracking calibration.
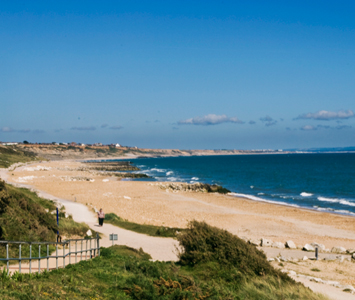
[97,208,105,226]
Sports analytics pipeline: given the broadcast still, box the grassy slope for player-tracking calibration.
[0,146,39,168]
[0,181,94,264]
[105,213,183,238]
[0,224,329,299]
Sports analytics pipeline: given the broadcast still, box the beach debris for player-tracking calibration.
[280,256,288,262]
[310,243,325,251]
[24,165,52,171]
[331,246,347,254]
[17,176,37,182]
[86,229,92,237]
[302,244,315,252]
[323,255,337,261]
[60,176,92,182]
[248,239,261,246]
[124,196,131,200]
[272,242,285,249]
[285,240,297,249]
[261,238,273,247]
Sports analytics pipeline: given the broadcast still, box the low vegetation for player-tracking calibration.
[0,146,39,168]
[0,181,94,265]
[0,221,328,299]
[105,213,183,238]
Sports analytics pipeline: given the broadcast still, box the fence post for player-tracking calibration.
[63,242,65,268]
[90,239,92,259]
[56,244,58,270]
[75,241,77,264]
[29,244,32,274]
[81,240,83,261]
[6,243,9,276]
[97,233,100,256]
[38,245,41,274]
[47,244,49,272]
[19,244,22,274]
[69,241,71,265]
[86,240,88,260]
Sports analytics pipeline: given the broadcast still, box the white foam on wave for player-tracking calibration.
[300,192,313,197]
[229,193,299,208]
[318,197,355,207]
[250,186,254,189]
[167,177,178,181]
[257,192,265,195]
[166,171,174,176]
[191,177,199,180]
[151,168,166,172]
[314,206,355,216]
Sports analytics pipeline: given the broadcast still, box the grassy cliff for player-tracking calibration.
[0,221,329,299]
[0,146,39,168]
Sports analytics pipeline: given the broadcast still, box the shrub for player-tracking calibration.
[177,220,291,281]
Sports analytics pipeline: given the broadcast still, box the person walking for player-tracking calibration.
[97,208,105,226]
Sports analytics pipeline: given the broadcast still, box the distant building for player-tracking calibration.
[94,143,102,146]
[2,142,18,145]
[115,143,121,148]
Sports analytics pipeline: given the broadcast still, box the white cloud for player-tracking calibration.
[295,110,354,120]
[1,127,15,132]
[178,114,244,126]
[259,116,277,126]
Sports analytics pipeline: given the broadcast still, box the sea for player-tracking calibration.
[121,153,355,216]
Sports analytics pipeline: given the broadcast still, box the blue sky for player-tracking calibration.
[1,1,354,149]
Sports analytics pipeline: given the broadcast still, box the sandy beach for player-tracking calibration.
[5,160,355,248]
[2,159,355,297]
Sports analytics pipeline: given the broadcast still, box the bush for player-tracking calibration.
[177,220,291,281]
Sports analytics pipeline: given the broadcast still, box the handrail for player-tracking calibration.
[0,234,100,275]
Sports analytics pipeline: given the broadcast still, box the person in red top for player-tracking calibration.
[97,208,105,226]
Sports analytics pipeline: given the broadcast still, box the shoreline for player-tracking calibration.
[94,154,355,219]
[3,159,354,246]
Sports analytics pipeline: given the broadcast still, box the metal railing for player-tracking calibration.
[0,233,100,275]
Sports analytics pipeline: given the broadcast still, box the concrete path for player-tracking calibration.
[36,190,180,262]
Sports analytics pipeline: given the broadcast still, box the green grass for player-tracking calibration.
[105,213,183,238]
[311,268,321,272]
[0,227,329,299]
[0,146,39,168]
[0,181,98,265]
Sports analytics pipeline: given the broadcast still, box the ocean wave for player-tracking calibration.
[318,197,355,207]
[151,168,166,172]
[257,192,265,195]
[228,193,299,208]
[250,186,254,189]
[167,177,178,181]
[191,177,199,180]
[166,171,174,176]
[300,192,313,197]
[313,206,355,216]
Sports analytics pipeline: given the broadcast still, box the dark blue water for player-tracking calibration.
[127,153,355,216]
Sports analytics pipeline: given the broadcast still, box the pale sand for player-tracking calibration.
[7,160,355,249]
[2,160,355,299]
